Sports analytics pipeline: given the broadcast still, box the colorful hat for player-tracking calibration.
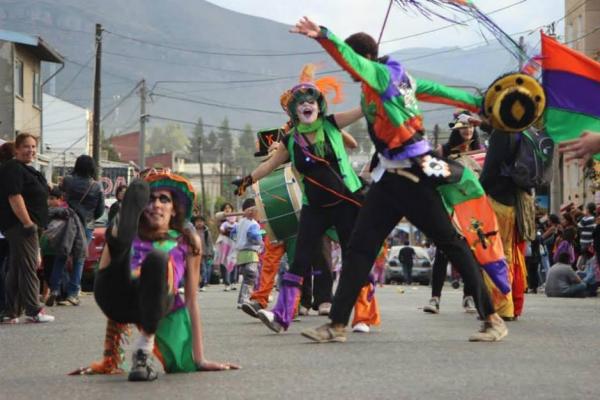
[449,111,481,129]
[144,170,196,220]
[280,64,344,121]
[482,73,546,132]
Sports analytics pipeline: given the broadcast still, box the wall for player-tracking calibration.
[13,45,41,136]
[0,41,14,141]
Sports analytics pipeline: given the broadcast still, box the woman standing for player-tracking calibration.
[233,65,365,333]
[48,155,105,306]
[0,133,54,323]
[214,203,237,291]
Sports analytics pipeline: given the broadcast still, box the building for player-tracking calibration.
[557,1,600,210]
[109,131,141,165]
[43,93,91,155]
[0,29,63,143]
[565,0,600,60]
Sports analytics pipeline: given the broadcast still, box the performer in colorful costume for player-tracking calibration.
[233,65,373,333]
[292,18,510,342]
[73,172,238,380]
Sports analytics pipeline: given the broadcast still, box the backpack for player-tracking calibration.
[506,128,554,190]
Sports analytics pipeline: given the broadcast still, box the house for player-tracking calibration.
[43,93,91,155]
[0,29,64,143]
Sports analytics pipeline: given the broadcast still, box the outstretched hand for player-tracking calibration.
[559,131,600,163]
[232,175,254,196]
[290,16,321,38]
[196,360,241,372]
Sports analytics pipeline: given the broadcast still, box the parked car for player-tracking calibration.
[385,245,432,285]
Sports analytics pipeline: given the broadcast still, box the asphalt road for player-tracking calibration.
[1,284,599,400]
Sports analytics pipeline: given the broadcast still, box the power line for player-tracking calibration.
[100,80,143,122]
[148,115,250,132]
[151,92,284,115]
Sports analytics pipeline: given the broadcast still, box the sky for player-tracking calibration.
[205,0,565,53]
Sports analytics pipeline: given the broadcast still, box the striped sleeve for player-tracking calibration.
[415,78,482,113]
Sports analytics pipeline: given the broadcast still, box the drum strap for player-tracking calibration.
[303,175,362,208]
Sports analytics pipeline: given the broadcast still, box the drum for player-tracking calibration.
[253,164,303,243]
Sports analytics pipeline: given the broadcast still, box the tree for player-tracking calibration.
[147,123,190,155]
[235,123,259,175]
[218,117,233,164]
[205,130,219,162]
[190,117,205,158]
[100,129,121,162]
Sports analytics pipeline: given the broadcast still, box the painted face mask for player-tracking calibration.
[288,85,324,123]
[295,99,319,124]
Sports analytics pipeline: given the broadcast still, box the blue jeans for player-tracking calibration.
[50,228,92,297]
[200,257,211,287]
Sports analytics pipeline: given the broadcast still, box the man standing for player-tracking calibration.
[398,242,415,285]
[292,17,507,343]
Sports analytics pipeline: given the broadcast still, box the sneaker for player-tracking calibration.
[423,297,440,314]
[128,349,158,382]
[298,305,310,316]
[230,285,237,291]
[56,297,67,306]
[462,296,476,314]
[0,315,19,324]
[318,302,331,316]
[257,310,283,333]
[241,301,263,319]
[223,286,231,292]
[199,287,206,292]
[301,323,347,343]
[352,323,370,333]
[468,319,508,342]
[45,292,58,307]
[26,309,55,323]
[66,296,80,306]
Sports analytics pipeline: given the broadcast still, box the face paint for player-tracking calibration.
[296,100,319,124]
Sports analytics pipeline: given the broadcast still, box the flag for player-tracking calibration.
[541,32,600,144]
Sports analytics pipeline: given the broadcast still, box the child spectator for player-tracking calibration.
[40,187,66,302]
[192,215,214,291]
[232,198,262,308]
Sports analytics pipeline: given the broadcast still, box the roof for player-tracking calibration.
[0,29,64,63]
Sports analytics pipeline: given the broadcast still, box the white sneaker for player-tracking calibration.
[199,287,206,292]
[224,286,231,292]
[257,309,283,333]
[298,305,310,316]
[318,302,331,316]
[352,323,370,333]
[462,296,477,314]
[26,309,55,323]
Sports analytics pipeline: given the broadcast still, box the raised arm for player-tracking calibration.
[291,17,390,93]
[415,78,482,113]
[333,107,363,129]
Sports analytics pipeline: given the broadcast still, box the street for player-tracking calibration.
[1,285,599,400]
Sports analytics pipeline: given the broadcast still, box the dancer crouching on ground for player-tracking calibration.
[92,171,238,381]
[292,17,507,342]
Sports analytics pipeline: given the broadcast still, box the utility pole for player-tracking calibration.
[198,145,207,214]
[219,147,224,199]
[518,36,525,70]
[433,124,440,148]
[139,79,147,169]
[92,23,103,175]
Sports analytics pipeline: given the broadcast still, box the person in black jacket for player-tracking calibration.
[48,155,105,306]
[0,133,54,323]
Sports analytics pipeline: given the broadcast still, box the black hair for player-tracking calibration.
[191,215,206,224]
[557,252,571,264]
[586,202,596,215]
[442,128,482,156]
[115,185,127,197]
[403,241,410,246]
[549,214,560,225]
[242,198,256,211]
[345,32,378,59]
[73,155,97,179]
[49,186,63,198]
[220,202,234,212]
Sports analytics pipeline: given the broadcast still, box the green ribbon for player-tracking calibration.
[297,118,325,157]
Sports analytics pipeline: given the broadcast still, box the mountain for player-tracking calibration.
[0,0,520,137]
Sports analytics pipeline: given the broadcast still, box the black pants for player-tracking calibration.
[330,171,495,324]
[290,202,358,287]
[525,256,540,291]
[430,249,473,298]
[0,238,10,313]
[301,238,333,310]
[4,225,42,317]
[94,231,172,334]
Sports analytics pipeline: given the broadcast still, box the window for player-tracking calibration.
[14,59,23,98]
[33,71,41,106]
